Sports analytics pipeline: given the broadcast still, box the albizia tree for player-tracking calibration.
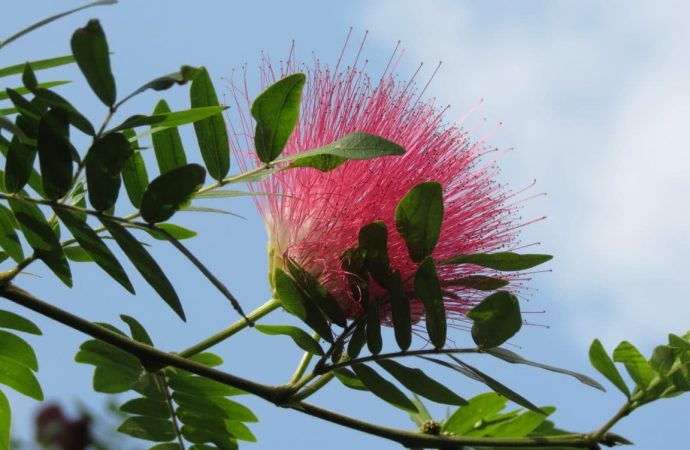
[0,2,689,450]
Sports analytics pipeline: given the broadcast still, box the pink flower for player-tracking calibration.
[231,45,526,324]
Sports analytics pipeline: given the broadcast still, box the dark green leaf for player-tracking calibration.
[100,218,185,320]
[395,182,443,262]
[172,393,256,422]
[388,270,411,351]
[487,347,605,391]
[0,390,8,450]
[5,88,41,119]
[377,360,466,406]
[281,132,405,171]
[54,208,134,293]
[443,252,553,271]
[70,19,116,106]
[252,73,305,163]
[33,88,95,136]
[589,339,631,397]
[121,130,148,208]
[413,256,446,348]
[0,330,37,370]
[120,315,154,346]
[181,425,237,448]
[650,345,676,375]
[140,164,206,223]
[285,257,346,328]
[148,444,182,450]
[366,300,382,355]
[191,67,230,180]
[351,364,417,412]
[0,1,116,50]
[4,136,36,193]
[0,310,41,335]
[333,368,368,391]
[443,392,508,435]
[93,365,141,394]
[120,397,170,419]
[167,375,245,397]
[442,275,510,291]
[255,324,323,356]
[21,64,37,91]
[0,356,43,400]
[112,105,226,136]
[9,199,71,286]
[118,416,176,442]
[85,132,133,211]
[0,81,70,102]
[37,109,73,199]
[347,321,367,359]
[76,338,142,369]
[151,100,187,174]
[613,341,655,389]
[117,65,202,107]
[0,55,75,78]
[451,358,543,413]
[0,204,24,262]
[358,221,391,286]
[273,268,333,342]
[468,291,522,349]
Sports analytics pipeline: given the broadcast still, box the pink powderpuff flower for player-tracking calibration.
[231,42,532,325]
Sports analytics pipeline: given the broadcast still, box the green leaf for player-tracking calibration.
[0,331,37,370]
[333,368,368,391]
[0,204,24,262]
[189,352,224,368]
[118,416,176,442]
[443,392,508,435]
[377,360,466,406]
[100,218,185,320]
[64,245,92,262]
[442,275,510,291]
[589,339,631,397]
[120,397,170,419]
[285,257,346,328]
[255,324,323,356]
[366,301,382,355]
[487,347,605,391]
[252,73,305,163]
[388,270,411,351]
[443,252,553,271]
[116,65,202,107]
[0,356,43,400]
[37,109,73,199]
[351,363,417,412]
[190,67,230,180]
[413,256,446,348]
[167,375,245,397]
[172,393,257,422]
[4,136,37,193]
[113,105,226,135]
[0,55,75,78]
[0,82,70,102]
[451,358,542,413]
[280,132,405,171]
[394,182,443,263]
[9,199,71,286]
[21,63,37,91]
[140,164,206,223]
[273,268,333,343]
[70,19,116,106]
[33,88,95,136]
[54,208,134,293]
[0,1,116,50]
[121,131,149,208]
[151,100,187,174]
[0,311,41,335]
[0,390,8,450]
[613,341,655,389]
[120,315,154,346]
[467,291,522,349]
[145,223,198,241]
[358,221,391,286]
[85,133,133,211]
[490,407,556,437]
[148,444,182,450]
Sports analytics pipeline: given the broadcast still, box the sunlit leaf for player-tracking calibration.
[589,339,630,397]
[151,99,187,174]
[0,356,43,400]
[0,331,37,370]
[613,341,655,389]
[0,390,9,450]
[0,310,41,335]
[255,324,323,356]
[443,392,508,435]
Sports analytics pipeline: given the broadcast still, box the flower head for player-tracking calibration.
[231,45,526,324]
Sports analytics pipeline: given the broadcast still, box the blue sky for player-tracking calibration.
[2,1,689,449]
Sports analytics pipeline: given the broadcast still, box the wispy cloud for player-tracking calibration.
[359,0,690,347]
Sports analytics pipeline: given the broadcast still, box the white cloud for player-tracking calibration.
[359,0,690,347]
